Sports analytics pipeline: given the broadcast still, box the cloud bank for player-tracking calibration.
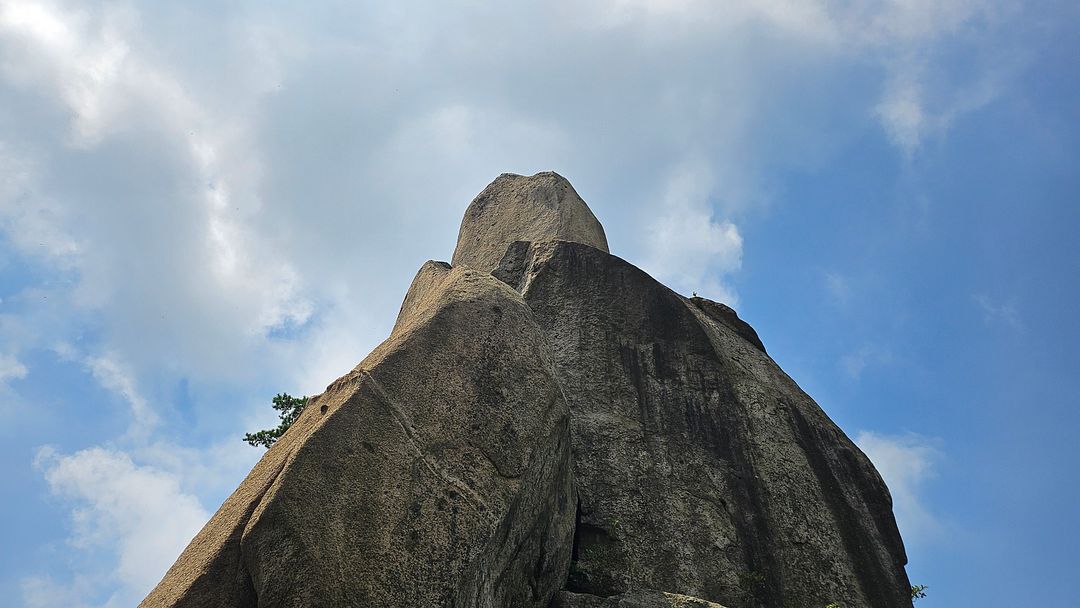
[0,0,1018,604]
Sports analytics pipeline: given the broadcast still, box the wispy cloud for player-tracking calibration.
[856,0,1019,156]
[824,271,852,306]
[0,352,28,418]
[875,62,1012,158]
[0,0,1032,603]
[875,71,928,157]
[0,0,323,385]
[0,352,27,383]
[31,446,210,608]
[974,293,1023,330]
[84,354,158,438]
[643,162,743,305]
[855,431,942,544]
[0,145,80,265]
[0,0,1022,395]
[840,344,894,380]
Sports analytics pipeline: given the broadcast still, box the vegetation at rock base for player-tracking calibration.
[824,584,928,607]
[243,393,308,448]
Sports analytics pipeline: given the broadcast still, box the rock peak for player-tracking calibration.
[142,173,911,608]
[451,171,609,273]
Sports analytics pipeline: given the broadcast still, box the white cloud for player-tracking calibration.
[825,271,852,306]
[0,0,140,147]
[876,61,1010,157]
[0,146,80,264]
[85,353,158,438]
[0,0,318,387]
[0,0,1020,393]
[855,431,941,544]
[876,72,927,157]
[577,0,1016,157]
[0,352,27,383]
[0,352,28,418]
[643,163,743,305]
[32,446,210,608]
[862,1,1018,156]
[0,0,1030,602]
[840,344,894,380]
[134,438,261,505]
[582,0,839,42]
[974,293,1022,330]
[21,575,95,608]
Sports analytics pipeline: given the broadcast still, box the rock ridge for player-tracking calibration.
[142,262,575,607]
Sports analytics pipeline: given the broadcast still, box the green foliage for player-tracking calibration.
[823,584,926,608]
[243,393,308,448]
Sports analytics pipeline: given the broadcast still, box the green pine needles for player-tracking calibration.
[243,393,308,448]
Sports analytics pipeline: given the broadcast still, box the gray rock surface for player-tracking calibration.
[141,263,575,608]
[452,172,608,274]
[688,297,767,355]
[143,171,912,608]
[495,240,911,608]
[553,589,727,608]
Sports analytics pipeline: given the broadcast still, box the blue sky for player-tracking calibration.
[1,1,1077,606]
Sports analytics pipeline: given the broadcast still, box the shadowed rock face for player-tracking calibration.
[140,264,575,608]
[553,589,727,608]
[494,240,911,607]
[143,172,910,608]
[452,171,609,274]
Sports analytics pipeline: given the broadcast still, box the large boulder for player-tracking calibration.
[452,171,609,274]
[142,171,912,608]
[494,240,912,608]
[141,263,576,608]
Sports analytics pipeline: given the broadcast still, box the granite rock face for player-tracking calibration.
[553,589,728,608]
[141,263,575,607]
[493,240,911,607]
[453,171,609,274]
[144,171,911,608]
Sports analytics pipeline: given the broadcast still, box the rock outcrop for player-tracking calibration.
[144,171,911,608]
[453,172,609,274]
[493,240,909,607]
[141,263,575,607]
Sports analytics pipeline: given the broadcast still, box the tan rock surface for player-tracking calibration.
[452,172,608,274]
[141,262,575,608]
[143,171,912,608]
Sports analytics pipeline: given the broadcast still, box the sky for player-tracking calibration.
[0,1,1077,606]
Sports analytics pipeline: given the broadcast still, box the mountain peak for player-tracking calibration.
[142,173,911,608]
[452,171,609,273]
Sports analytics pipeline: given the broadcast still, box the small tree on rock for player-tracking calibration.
[244,393,308,448]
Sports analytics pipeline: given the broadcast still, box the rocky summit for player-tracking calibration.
[142,172,912,608]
